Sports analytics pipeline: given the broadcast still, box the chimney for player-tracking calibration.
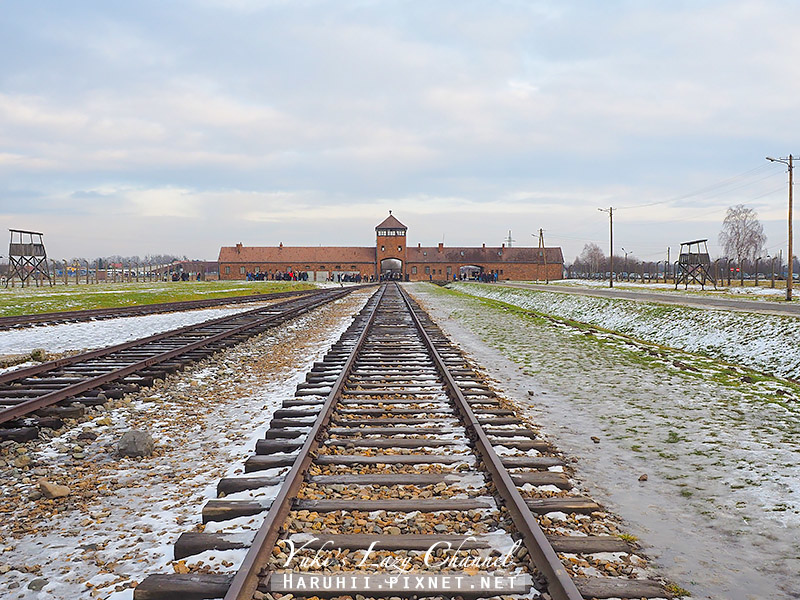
[482,243,485,249]
[502,243,505,249]
[438,243,443,253]
[235,242,242,254]
[418,243,421,248]
[279,242,283,249]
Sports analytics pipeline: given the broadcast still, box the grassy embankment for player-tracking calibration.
[542,278,798,302]
[426,283,800,410]
[0,281,317,317]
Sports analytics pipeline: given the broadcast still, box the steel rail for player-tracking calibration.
[398,285,583,600]
[0,288,319,330]
[0,288,355,425]
[0,289,336,386]
[222,284,387,600]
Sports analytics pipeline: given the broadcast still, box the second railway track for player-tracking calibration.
[0,287,320,331]
[0,287,357,439]
[135,283,674,600]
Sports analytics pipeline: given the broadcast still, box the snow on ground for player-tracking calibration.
[0,302,279,356]
[409,283,800,600]
[450,282,800,379]
[549,278,790,298]
[0,290,372,599]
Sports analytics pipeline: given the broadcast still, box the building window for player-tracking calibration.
[412,266,417,274]
[239,266,246,274]
[424,266,430,274]
[377,228,405,236]
[500,270,504,275]
[423,251,427,256]
[397,246,402,252]
[446,266,452,275]
[225,266,230,274]
[381,246,385,252]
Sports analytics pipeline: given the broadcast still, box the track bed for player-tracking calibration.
[135,283,672,600]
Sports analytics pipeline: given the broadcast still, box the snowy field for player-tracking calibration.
[409,283,800,600]
[0,290,371,599]
[451,282,800,379]
[548,278,790,299]
[0,302,278,356]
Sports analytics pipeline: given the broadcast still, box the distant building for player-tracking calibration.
[218,213,563,282]
[153,260,220,280]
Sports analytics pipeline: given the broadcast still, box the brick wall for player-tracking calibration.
[407,262,562,282]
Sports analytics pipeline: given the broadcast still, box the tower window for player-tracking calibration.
[397,246,402,252]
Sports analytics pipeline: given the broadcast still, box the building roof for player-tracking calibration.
[375,213,407,230]
[219,245,376,265]
[407,245,563,264]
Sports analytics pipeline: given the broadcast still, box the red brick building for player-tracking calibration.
[218,213,563,282]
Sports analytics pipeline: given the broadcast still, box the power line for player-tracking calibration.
[615,163,778,211]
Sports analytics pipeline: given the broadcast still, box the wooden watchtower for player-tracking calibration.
[675,239,716,290]
[6,229,54,287]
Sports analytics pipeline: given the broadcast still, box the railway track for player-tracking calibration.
[0,287,357,439]
[0,287,320,331]
[135,283,673,600]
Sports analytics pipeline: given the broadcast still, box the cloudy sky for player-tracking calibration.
[1,0,799,263]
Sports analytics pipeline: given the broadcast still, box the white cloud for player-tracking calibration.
[1,1,799,262]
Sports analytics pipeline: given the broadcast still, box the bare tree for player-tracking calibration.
[719,204,767,284]
[578,243,605,275]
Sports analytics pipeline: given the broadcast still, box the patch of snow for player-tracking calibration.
[0,290,372,599]
[0,303,275,355]
[410,282,800,600]
[451,282,800,379]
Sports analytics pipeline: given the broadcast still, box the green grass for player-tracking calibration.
[434,282,800,411]
[0,280,318,317]
[665,582,691,597]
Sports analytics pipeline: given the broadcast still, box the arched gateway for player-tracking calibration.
[375,211,407,280]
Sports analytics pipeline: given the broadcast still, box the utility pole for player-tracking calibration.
[598,207,613,287]
[766,154,794,301]
[790,155,794,301]
[667,247,670,284]
[537,228,549,283]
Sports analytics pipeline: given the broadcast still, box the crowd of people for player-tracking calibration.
[245,270,310,281]
[243,270,377,283]
[474,271,499,283]
[452,271,498,282]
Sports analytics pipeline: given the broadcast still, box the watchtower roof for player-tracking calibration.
[375,213,407,230]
